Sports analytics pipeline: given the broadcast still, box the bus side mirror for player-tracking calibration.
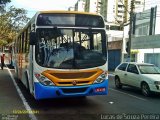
[29,32,36,45]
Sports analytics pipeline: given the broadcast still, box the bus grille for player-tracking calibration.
[50,72,96,79]
[61,88,87,94]
[58,81,89,85]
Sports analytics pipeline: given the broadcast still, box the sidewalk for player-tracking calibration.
[0,61,29,119]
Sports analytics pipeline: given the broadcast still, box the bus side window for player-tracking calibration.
[26,26,31,53]
[18,36,21,53]
[24,30,28,53]
[22,32,24,53]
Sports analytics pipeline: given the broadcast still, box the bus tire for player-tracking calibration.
[15,68,20,82]
[25,72,30,91]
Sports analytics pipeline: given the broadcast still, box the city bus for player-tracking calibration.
[14,11,108,100]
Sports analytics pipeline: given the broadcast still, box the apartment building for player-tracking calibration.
[100,0,115,22]
[113,0,144,23]
[84,0,101,14]
[75,0,85,11]
[68,7,75,11]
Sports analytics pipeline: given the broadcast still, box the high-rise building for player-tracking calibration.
[84,0,101,14]
[68,7,75,11]
[115,0,126,23]
[114,0,144,23]
[100,0,115,22]
[75,0,85,11]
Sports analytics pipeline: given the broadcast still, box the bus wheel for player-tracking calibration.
[25,72,30,91]
[15,69,20,82]
[79,96,86,99]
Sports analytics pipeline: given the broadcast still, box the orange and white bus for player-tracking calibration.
[14,11,108,100]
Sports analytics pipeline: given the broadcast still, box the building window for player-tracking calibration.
[106,25,109,30]
[118,5,123,8]
[144,53,160,68]
[110,25,121,30]
[118,10,124,13]
[135,1,141,5]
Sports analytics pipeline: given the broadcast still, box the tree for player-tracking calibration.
[0,0,11,4]
[0,5,29,45]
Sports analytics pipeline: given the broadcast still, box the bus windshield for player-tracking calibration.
[35,28,107,69]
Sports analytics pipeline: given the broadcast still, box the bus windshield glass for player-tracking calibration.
[35,28,107,69]
[37,13,105,28]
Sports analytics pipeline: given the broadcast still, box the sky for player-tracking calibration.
[9,0,78,17]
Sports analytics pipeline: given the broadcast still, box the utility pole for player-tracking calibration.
[128,0,135,61]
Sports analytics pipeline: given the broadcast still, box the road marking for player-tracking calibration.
[6,67,38,120]
[109,101,114,104]
[109,88,148,101]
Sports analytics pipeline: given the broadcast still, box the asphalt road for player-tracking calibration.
[0,64,160,120]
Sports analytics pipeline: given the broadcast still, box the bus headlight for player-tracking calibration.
[93,73,107,84]
[35,73,55,86]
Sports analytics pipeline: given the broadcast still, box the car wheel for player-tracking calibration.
[141,82,150,97]
[115,76,122,89]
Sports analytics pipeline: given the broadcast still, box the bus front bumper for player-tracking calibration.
[34,80,108,100]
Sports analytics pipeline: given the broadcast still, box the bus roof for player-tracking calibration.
[37,10,101,16]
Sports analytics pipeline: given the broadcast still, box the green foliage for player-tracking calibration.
[0,5,30,46]
[0,40,7,46]
[0,0,11,4]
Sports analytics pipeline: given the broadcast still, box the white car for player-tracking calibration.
[114,62,160,96]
